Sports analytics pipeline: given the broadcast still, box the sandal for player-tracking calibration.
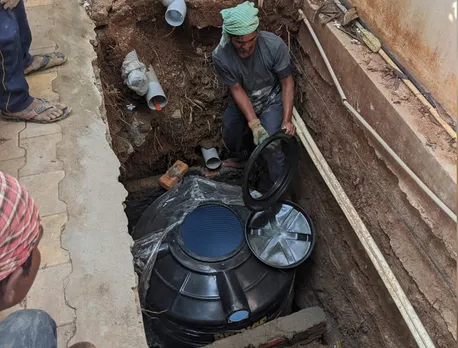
[1,98,72,124]
[24,52,67,75]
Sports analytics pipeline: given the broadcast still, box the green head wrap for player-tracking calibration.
[221,1,259,36]
[215,2,259,52]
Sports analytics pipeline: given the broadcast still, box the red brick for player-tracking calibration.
[159,160,189,190]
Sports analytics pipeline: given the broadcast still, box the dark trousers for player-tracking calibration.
[222,96,286,181]
[0,310,58,348]
[0,0,34,113]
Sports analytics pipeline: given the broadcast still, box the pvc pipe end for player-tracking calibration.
[165,9,185,26]
[148,95,167,110]
[201,147,221,169]
[206,158,221,170]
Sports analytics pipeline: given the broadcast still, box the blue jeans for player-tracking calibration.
[0,309,57,348]
[222,96,286,181]
[0,0,34,113]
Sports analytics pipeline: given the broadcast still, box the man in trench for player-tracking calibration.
[212,1,295,181]
[0,0,71,123]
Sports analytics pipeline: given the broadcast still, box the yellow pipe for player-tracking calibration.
[377,49,456,140]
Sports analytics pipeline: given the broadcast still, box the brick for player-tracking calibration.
[57,322,76,348]
[19,171,66,217]
[26,71,59,103]
[19,133,63,176]
[27,6,56,51]
[0,121,26,161]
[0,157,26,178]
[27,264,75,326]
[159,160,189,190]
[205,307,327,348]
[40,213,70,268]
[21,122,61,139]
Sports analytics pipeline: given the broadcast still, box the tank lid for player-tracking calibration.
[245,201,315,269]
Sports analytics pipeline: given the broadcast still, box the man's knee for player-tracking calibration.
[3,309,56,330]
[0,13,20,43]
[0,310,57,348]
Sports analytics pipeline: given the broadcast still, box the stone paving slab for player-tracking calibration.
[0,1,147,347]
[27,6,56,51]
[51,0,147,345]
[27,71,60,103]
[40,213,70,268]
[21,122,62,139]
[27,263,75,326]
[0,157,26,177]
[20,170,66,217]
[0,121,26,161]
[19,132,63,176]
[26,0,53,7]
[58,323,77,348]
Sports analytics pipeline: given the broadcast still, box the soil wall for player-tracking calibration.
[292,16,457,348]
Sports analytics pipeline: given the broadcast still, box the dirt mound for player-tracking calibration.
[95,0,225,180]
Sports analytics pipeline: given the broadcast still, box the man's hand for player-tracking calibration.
[249,119,269,145]
[282,121,296,136]
[1,0,20,9]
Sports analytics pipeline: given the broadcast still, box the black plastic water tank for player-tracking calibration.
[141,203,295,347]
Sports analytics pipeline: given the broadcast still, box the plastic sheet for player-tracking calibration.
[132,176,245,306]
[121,50,148,96]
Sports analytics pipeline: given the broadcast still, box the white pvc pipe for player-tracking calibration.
[292,108,436,348]
[145,67,168,110]
[201,147,221,169]
[161,0,187,27]
[297,9,457,223]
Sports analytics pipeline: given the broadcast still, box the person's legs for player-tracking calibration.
[0,309,57,348]
[12,0,33,68]
[0,7,34,113]
[222,104,253,162]
[259,98,285,182]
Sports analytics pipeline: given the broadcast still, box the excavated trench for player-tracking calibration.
[92,0,456,347]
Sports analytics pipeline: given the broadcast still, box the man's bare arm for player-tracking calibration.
[280,76,295,135]
[230,83,258,122]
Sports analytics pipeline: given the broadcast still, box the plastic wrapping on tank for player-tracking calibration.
[131,176,245,306]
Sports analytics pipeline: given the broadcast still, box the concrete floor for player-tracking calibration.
[0,0,147,347]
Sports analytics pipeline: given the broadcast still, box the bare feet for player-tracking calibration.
[222,158,246,169]
[1,98,71,123]
[69,342,96,348]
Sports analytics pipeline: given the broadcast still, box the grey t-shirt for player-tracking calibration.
[212,31,292,114]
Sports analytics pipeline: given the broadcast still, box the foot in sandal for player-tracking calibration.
[1,98,71,123]
[24,52,67,75]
